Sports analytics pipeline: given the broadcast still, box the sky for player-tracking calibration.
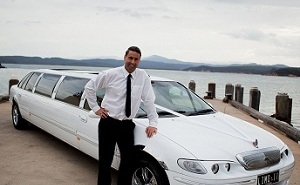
[1,0,300,67]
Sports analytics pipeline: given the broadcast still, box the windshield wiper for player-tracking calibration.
[175,110,187,114]
[157,111,173,116]
[187,109,214,116]
[136,111,175,118]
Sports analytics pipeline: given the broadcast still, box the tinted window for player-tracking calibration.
[35,74,61,97]
[24,72,41,92]
[55,77,90,106]
[83,88,105,110]
[18,72,32,89]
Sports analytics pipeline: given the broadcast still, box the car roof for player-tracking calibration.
[31,69,174,82]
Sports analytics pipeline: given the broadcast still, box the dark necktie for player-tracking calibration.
[125,74,131,117]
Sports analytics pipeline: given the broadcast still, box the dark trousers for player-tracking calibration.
[98,116,135,185]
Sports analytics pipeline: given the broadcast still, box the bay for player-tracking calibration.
[1,64,299,130]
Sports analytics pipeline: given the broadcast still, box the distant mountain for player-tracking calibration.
[183,63,300,76]
[0,56,196,70]
[270,67,300,77]
[1,55,298,76]
[144,55,202,66]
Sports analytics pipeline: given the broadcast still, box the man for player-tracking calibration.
[84,46,158,185]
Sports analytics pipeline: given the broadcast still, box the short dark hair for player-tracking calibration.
[125,46,141,57]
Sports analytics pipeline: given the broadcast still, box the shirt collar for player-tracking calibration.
[122,65,136,79]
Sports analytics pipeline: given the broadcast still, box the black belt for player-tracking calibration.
[107,116,132,123]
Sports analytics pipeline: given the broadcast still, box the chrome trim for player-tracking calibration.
[236,146,280,170]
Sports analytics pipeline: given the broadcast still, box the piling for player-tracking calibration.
[223,83,234,102]
[1,79,19,102]
[9,79,19,95]
[249,87,261,111]
[188,80,196,93]
[274,93,292,125]
[235,84,244,104]
[204,83,215,99]
[208,83,215,98]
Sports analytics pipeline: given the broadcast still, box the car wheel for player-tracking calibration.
[12,104,29,130]
[131,157,170,185]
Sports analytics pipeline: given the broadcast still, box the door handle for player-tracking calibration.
[79,115,87,123]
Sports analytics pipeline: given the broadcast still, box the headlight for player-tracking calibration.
[177,159,207,174]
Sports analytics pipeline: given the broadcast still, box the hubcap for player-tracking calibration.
[13,106,19,125]
[132,167,157,185]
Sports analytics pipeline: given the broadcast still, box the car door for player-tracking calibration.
[53,76,92,150]
[30,73,62,131]
[18,72,41,121]
[76,88,105,160]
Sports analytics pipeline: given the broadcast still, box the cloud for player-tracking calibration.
[96,3,176,19]
[224,29,268,41]
[1,0,300,67]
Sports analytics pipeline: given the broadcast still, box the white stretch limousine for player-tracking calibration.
[10,69,295,185]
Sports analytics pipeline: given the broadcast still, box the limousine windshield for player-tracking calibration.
[137,81,215,118]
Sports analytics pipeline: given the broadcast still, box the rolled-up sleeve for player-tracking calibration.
[84,74,105,113]
[141,75,158,127]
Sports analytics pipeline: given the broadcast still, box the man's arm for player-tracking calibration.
[85,77,101,113]
[141,74,158,138]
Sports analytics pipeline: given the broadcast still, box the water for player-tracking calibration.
[1,64,300,130]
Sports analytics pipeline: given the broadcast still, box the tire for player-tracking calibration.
[131,156,170,185]
[12,104,29,130]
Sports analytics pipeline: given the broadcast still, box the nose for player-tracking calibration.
[130,58,138,64]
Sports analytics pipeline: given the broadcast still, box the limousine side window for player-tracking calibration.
[83,88,105,110]
[18,72,33,89]
[24,72,41,92]
[35,74,61,98]
[55,77,90,107]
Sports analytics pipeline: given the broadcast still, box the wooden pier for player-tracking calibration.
[0,100,299,185]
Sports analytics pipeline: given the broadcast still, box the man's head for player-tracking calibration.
[124,46,141,73]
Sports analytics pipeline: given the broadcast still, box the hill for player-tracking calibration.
[270,67,300,77]
[183,63,299,76]
[1,56,298,77]
[0,56,194,71]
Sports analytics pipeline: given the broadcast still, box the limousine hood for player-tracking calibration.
[152,111,284,161]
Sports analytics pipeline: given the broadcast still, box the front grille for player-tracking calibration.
[236,146,280,170]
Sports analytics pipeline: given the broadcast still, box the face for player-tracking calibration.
[124,50,141,73]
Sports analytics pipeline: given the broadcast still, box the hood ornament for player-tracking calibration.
[253,139,258,148]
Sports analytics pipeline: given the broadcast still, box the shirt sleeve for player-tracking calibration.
[84,73,106,113]
[141,73,158,127]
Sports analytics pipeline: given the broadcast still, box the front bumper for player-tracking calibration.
[166,161,295,185]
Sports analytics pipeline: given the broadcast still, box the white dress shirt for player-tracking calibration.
[84,66,158,127]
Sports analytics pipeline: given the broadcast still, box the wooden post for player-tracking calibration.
[223,83,233,102]
[208,83,216,98]
[274,93,292,125]
[235,84,244,104]
[188,80,196,93]
[249,87,260,111]
[9,79,19,95]
[204,83,215,99]
[225,83,234,99]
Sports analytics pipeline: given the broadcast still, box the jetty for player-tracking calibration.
[0,99,299,184]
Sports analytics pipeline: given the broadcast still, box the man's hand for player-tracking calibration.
[145,126,157,138]
[95,107,109,119]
